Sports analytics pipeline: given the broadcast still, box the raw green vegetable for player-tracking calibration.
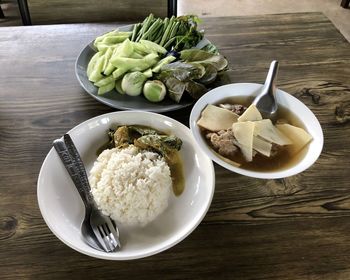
[98,81,115,95]
[143,80,167,102]
[143,68,153,78]
[87,52,100,78]
[131,14,203,51]
[152,56,176,73]
[86,14,228,102]
[94,30,118,47]
[185,80,208,99]
[102,48,114,72]
[111,39,134,58]
[101,34,130,45]
[112,68,129,80]
[88,55,105,82]
[121,72,148,96]
[155,49,228,102]
[103,62,116,76]
[110,53,159,71]
[163,77,186,103]
[200,43,218,54]
[94,75,114,87]
[140,39,167,54]
[159,62,206,81]
[180,49,228,71]
[115,79,125,94]
[196,64,218,85]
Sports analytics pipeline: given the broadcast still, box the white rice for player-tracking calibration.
[89,145,172,227]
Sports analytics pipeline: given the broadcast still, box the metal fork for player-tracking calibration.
[53,134,121,252]
[90,210,120,252]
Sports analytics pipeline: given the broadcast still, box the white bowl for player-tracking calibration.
[37,111,215,260]
[190,83,323,179]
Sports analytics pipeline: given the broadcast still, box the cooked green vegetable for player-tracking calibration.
[128,126,158,136]
[108,125,183,164]
[134,134,182,163]
[121,71,148,96]
[143,80,167,102]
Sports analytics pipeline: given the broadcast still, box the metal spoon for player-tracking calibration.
[252,60,279,120]
[53,135,121,252]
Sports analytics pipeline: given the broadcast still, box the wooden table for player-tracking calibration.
[1,12,350,280]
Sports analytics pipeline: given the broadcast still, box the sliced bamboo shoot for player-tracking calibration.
[197,104,239,131]
[232,121,255,161]
[253,136,272,157]
[238,104,262,122]
[276,124,313,155]
[254,119,292,145]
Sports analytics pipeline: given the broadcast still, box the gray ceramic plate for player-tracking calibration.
[75,25,210,112]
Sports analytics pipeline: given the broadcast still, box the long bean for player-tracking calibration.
[150,23,163,42]
[141,18,162,40]
[154,25,165,44]
[159,16,175,46]
[130,14,202,51]
[131,23,141,41]
[169,22,179,40]
[163,36,177,49]
[136,14,154,42]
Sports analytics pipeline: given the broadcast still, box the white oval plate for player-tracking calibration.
[190,83,324,179]
[37,111,215,260]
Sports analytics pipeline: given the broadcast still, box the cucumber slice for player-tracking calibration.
[97,81,115,95]
[140,39,167,54]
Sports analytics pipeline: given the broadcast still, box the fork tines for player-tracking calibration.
[93,221,121,252]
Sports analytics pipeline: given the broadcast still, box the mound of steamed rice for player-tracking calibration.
[89,145,172,227]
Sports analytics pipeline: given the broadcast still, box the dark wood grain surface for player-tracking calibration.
[27,0,168,24]
[1,12,350,280]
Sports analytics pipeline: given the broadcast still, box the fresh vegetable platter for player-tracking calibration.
[75,14,229,112]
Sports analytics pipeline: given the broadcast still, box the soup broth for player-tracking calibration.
[201,97,310,172]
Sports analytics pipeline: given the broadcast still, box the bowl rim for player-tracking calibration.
[37,111,215,260]
[189,82,324,179]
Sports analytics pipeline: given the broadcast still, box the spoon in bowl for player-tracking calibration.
[252,60,279,121]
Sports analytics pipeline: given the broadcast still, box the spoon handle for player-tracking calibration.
[263,60,279,97]
[53,135,95,209]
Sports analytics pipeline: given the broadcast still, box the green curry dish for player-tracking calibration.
[134,134,182,164]
[108,125,183,163]
[128,125,158,136]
